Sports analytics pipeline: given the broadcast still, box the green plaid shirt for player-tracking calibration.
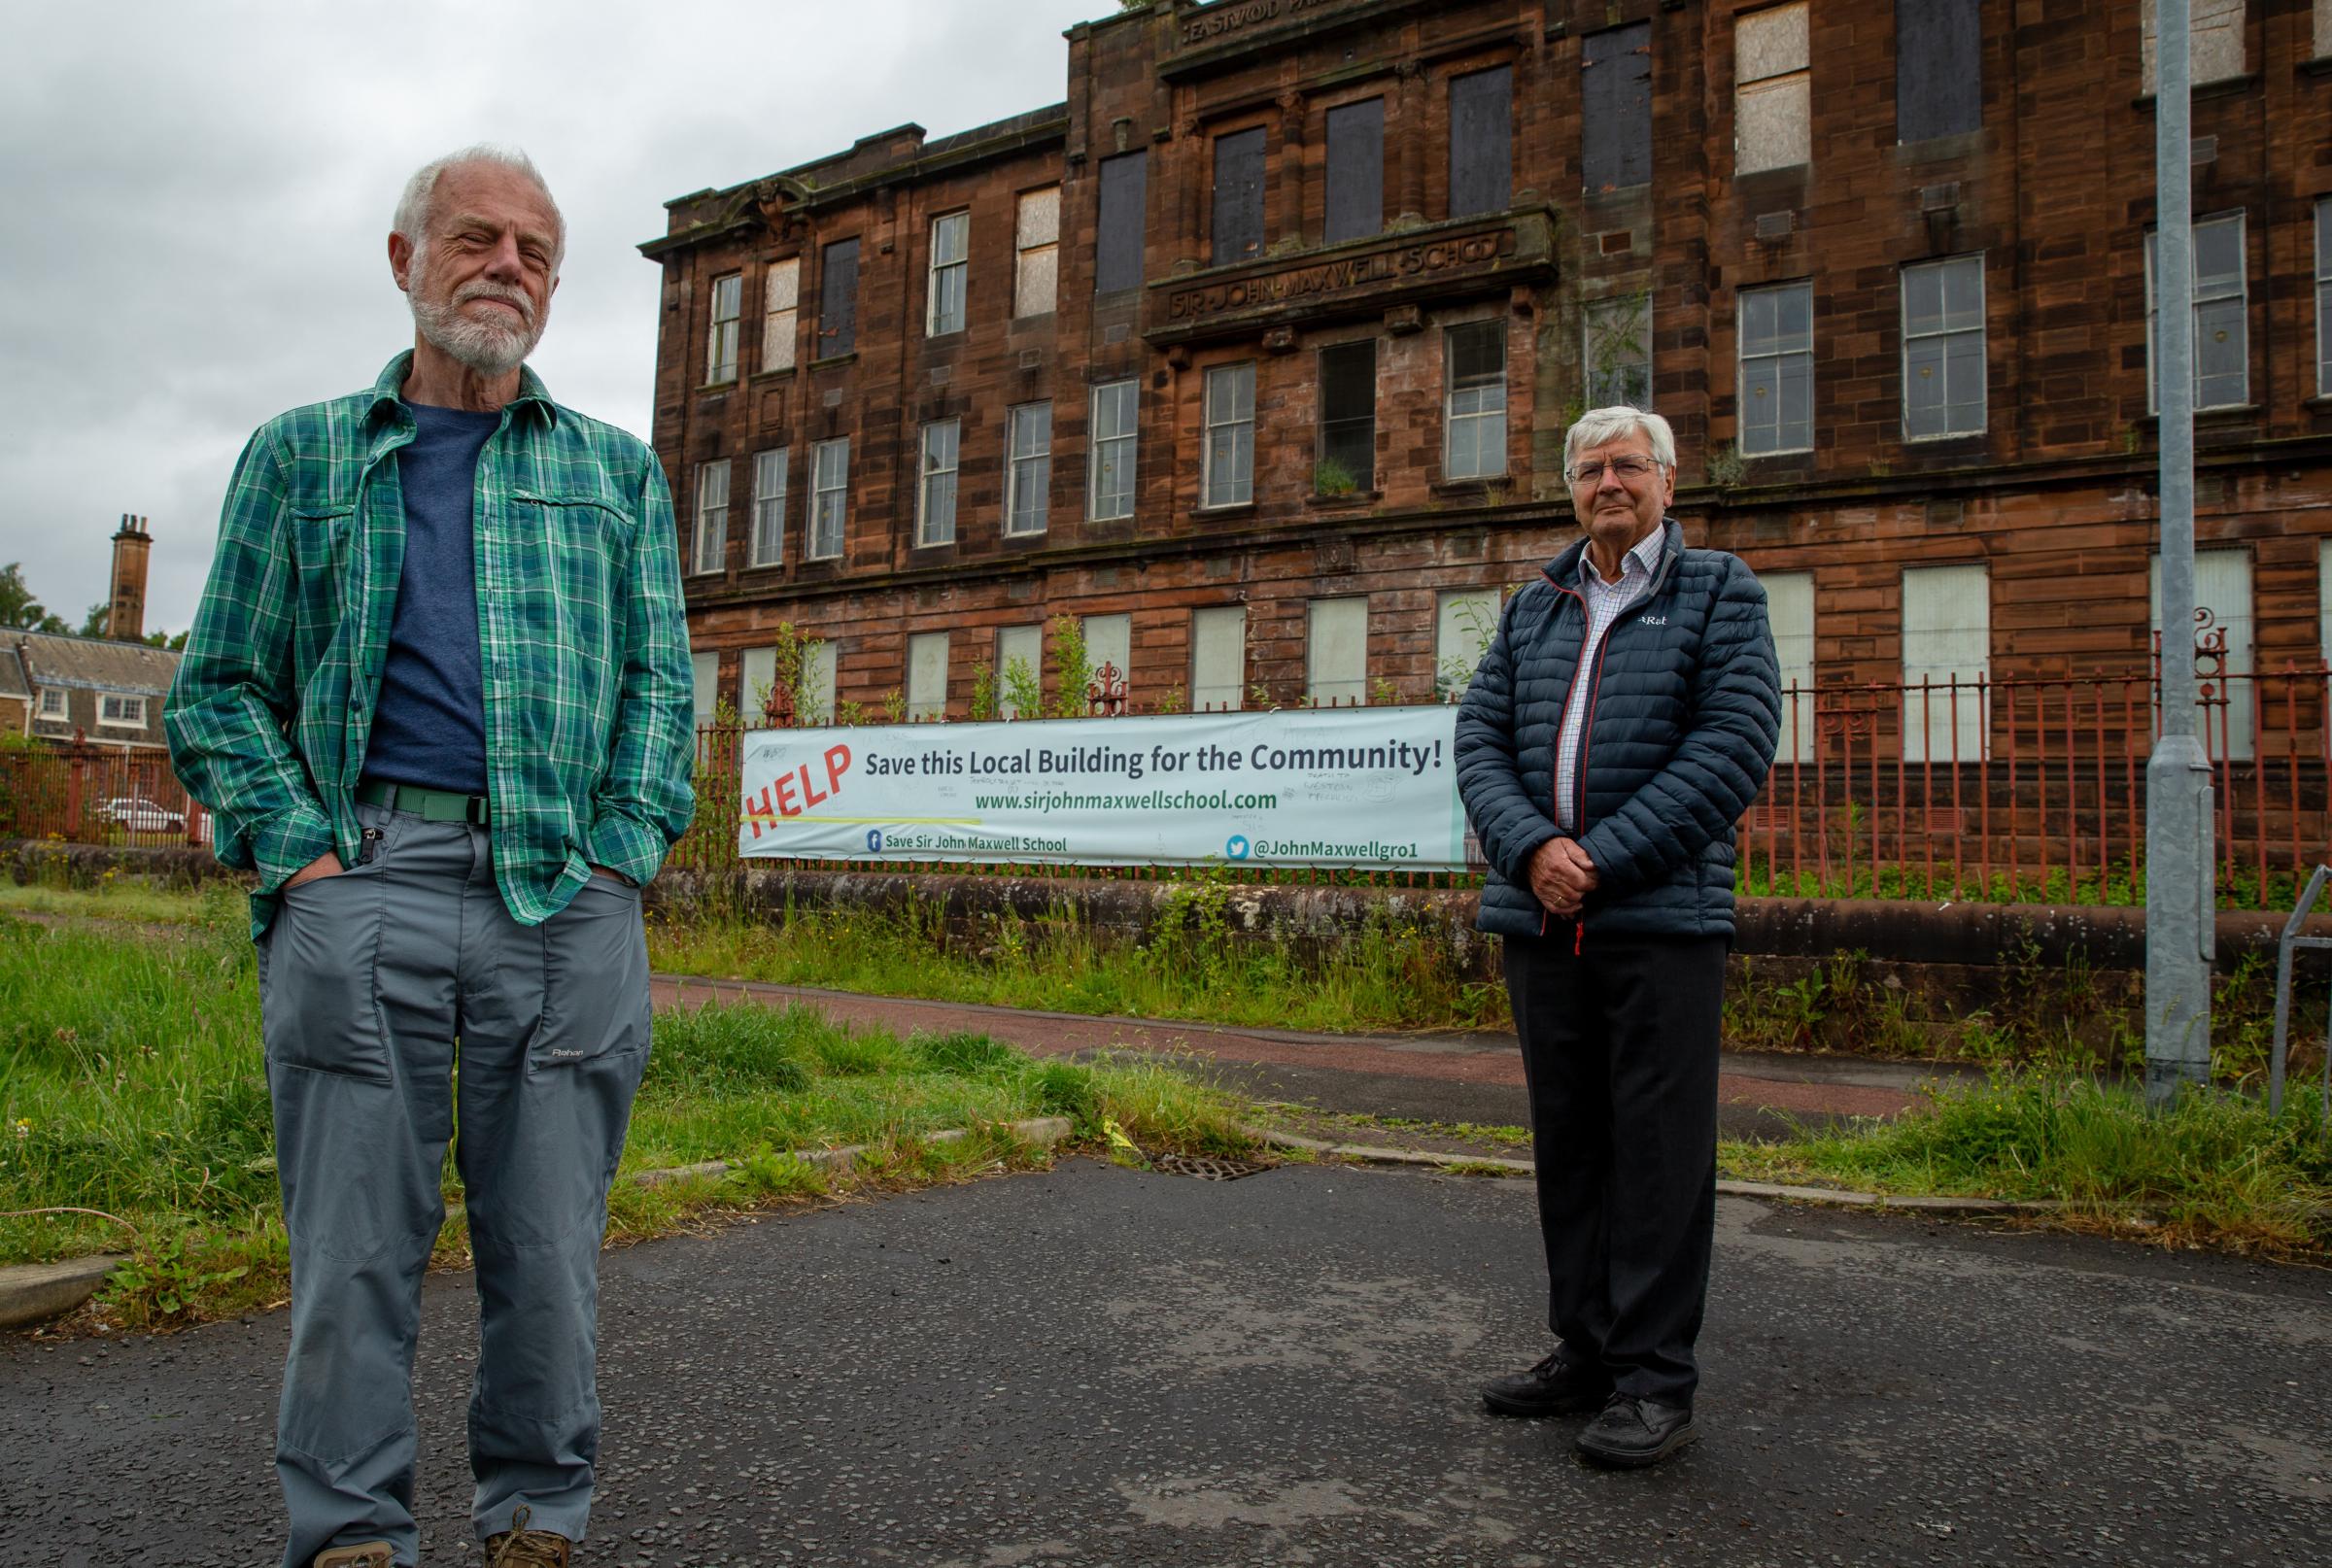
[168,353,697,936]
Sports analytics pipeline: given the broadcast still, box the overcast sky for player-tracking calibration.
[0,0,1109,636]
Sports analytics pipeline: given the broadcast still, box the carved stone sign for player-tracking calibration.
[1159,225,1522,333]
[1178,0,1355,48]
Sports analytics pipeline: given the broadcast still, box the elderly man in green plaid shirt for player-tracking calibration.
[168,146,694,1568]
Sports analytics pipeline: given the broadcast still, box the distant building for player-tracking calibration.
[640,0,2332,742]
[7,514,178,753]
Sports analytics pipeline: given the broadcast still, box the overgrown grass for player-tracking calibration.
[1722,1070,2332,1256]
[648,883,1510,1035]
[0,876,246,926]
[0,906,1252,1329]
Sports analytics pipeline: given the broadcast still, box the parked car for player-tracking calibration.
[98,797,188,834]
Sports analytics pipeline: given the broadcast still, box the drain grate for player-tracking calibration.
[1150,1151,1277,1182]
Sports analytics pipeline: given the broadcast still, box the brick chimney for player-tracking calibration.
[108,514,151,642]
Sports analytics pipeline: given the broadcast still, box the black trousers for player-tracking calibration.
[1502,929,1728,1406]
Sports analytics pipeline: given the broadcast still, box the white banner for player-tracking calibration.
[737,706,1467,870]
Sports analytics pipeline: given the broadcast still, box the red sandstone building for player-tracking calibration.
[641,0,2332,776]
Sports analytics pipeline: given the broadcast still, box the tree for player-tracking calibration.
[79,601,111,638]
[0,562,68,633]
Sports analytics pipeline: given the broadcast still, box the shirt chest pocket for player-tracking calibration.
[288,506,357,641]
[501,494,633,755]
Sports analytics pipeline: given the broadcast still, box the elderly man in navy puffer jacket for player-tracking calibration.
[1455,406,1781,1469]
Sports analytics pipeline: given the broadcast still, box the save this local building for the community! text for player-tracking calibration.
[642,0,2332,775]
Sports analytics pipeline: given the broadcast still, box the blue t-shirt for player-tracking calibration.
[361,402,497,795]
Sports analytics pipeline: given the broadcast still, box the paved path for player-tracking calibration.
[7,1160,2326,1567]
[652,973,1956,1137]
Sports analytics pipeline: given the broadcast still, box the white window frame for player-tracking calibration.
[37,688,67,720]
[706,272,741,385]
[2146,213,2248,414]
[917,419,960,548]
[927,212,969,337]
[1088,379,1139,522]
[808,438,848,562]
[1734,2,1811,175]
[1443,321,1508,481]
[749,448,787,568]
[906,631,950,721]
[1005,403,1052,538]
[1901,255,1987,441]
[103,694,149,729]
[1306,597,1370,707]
[2315,198,2332,398]
[1202,362,1256,509]
[1190,605,1247,712]
[1739,281,1814,457]
[1902,563,1990,766]
[1014,186,1060,319]
[692,460,730,576]
[762,258,800,373]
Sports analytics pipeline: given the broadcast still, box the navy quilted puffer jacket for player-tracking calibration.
[1456,519,1781,940]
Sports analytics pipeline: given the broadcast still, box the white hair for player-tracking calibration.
[392,144,566,276]
[1562,407,1677,474]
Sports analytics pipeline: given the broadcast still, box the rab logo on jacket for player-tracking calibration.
[1639,615,1668,627]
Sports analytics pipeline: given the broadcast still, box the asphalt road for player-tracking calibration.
[5,1160,2328,1567]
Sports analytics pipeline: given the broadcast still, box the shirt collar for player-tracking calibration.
[363,350,559,430]
[1587,527,1664,591]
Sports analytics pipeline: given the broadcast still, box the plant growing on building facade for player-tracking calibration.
[1706,441,1748,489]
[1313,458,1360,496]
[1003,656,1043,721]
[1436,593,1501,701]
[968,661,998,723]
[1046,615,1093,719]
[750,621,830,728]
[1153,682,1187,715]
[882,688,907,726]
[1371,676,1399,707]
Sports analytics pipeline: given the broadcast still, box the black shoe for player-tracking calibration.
[1481,1350,1613,1417]
[1575,1393,1699,1468]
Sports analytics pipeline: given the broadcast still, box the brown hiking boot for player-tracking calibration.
[312,1546,395,1568]
[484,1504,572,1567]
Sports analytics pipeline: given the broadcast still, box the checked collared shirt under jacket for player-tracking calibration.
[167,353,697,936]
[1552,527,1663,834]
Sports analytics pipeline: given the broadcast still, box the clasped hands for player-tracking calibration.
[1526,836,1598,918]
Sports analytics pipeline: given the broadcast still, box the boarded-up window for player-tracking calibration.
[2143,0,2246,92]
[690,650,719,731]
[1735,3,1810,175]
[706,273,741,384]
[1449,67,1513,218]
[1435,589,1498,700]
[906,632,949,721]
[996,625,1044,720]
[818,238,858,358]
[1902,564,1989,765]
[750,447,787,567]
[2153,549,2254,761]
[1582,25,1651,191]
[1324,98,1385,244]
[740,646,778,726]
[1897,0,1981,143]
[1902,256,1986,440]
[1307,598,1369,706]
[692,460,729,576]
[1738,281,1813,455]
[1317,339,1376,492]
[1083,614,1131,699]
[1213,127,1267,266]
[2146,214,2248,413]
[762,257,799,373]
[1015,187,1059,318]
[1190,606,1247,712]
[1096,152,1148,295]
[1584,293,1653,411]
[1762,570,1816,764]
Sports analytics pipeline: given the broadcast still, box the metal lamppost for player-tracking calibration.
[2143,0,2214,1107]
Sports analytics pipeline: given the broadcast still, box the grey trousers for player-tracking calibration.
[257,800,650,1568]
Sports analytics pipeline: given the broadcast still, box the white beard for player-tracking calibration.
[407,248,545,375]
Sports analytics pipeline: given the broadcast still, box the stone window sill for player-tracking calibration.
[750,367,797,384]
[1305,489,1383,509]
[1193,502,1256,522]
[808,352,858,372]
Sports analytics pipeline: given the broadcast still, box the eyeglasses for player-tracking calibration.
[1565,456,1664,485]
